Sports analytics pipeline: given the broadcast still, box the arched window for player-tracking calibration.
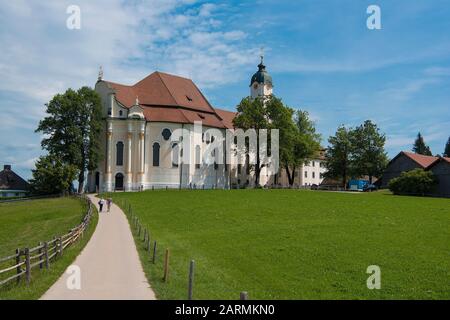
[152,143,160,167]
[115,173,124,190]
[116,142,124,166]
[172,143,179,168]
[195,145,201,169]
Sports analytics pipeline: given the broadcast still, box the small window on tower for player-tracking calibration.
[119,110,123,117]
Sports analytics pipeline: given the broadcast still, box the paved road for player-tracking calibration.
[41,195,156,300]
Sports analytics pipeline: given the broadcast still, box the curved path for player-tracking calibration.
[41,195,156,300]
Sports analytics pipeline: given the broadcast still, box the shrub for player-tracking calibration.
[388,169,437,196]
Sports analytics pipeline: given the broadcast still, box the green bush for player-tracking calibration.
[388,169,437,196]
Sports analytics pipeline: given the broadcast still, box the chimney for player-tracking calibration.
[4,165,11,171]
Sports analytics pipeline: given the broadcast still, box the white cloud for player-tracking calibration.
[0,1,254,104]
[379,78,440,102]
[0,0,256,176]
[424,67,450,77]
[199,3,217,17]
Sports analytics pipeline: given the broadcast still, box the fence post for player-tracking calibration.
[15,248,21,284]
[38,242,43,269]
[146,230,150,251]
[163,248,170,282]
[188,260,195,300]
[240,292,248,300]
[58,237,63,256]
[25,248,31,284]
[152,241,157,264]
[44,242,49,269]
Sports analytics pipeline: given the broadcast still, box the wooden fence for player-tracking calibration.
[0,195,94,287]
[116,197,249,300]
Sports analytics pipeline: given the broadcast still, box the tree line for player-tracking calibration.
[324,121,388,188]
[29,85,448,194]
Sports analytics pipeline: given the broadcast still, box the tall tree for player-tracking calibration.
[29,155,78,195]
[36,87,102,193]
[285,111,321,186]
[325,126,353,189]
[233,96,270,187]
[351,120,388,184]
[265,98,297,186]
[444,137,450,157]
[412,132,432,156]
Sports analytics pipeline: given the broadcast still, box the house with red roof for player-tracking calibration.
[427,157,450,197]
[381,151,439,188]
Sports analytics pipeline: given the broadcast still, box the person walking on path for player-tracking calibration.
[107,198,112,213]
[41,194,156,300]
[98,198,105,212]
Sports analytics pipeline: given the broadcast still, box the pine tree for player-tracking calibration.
[444,137,450,157]
[412,132,432,156]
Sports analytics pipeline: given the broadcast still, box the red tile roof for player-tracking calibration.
[398,151,438,168]
[103,71,236,128]
[427,156,450,169]
[215,109,238,129]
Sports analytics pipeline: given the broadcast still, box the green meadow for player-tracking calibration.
[109,189,450,300]
[0,197,97,299]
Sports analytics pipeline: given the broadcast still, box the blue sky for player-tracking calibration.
[1,0,450,179]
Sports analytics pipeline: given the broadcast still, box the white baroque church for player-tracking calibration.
[87,59,325,192]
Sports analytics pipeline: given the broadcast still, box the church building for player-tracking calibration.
[87,58,325,192]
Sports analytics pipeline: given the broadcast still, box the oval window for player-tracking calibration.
[162,128,172,141]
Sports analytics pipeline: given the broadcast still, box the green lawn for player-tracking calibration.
[108,190,450,300]
[0,197,98,299]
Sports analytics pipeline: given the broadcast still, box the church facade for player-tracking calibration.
[87,60,325,192]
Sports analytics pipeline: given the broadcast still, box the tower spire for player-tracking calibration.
[259,47,264,65]
[98,66,104,81]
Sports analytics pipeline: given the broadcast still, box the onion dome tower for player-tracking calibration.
[250,55,273,99]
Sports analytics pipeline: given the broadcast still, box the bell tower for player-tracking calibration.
[250,54,273,99]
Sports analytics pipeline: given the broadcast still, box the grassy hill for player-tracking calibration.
[0,197,97,299]
[109,189,450,300]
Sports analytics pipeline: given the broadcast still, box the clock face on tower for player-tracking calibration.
[253,83,258,89]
